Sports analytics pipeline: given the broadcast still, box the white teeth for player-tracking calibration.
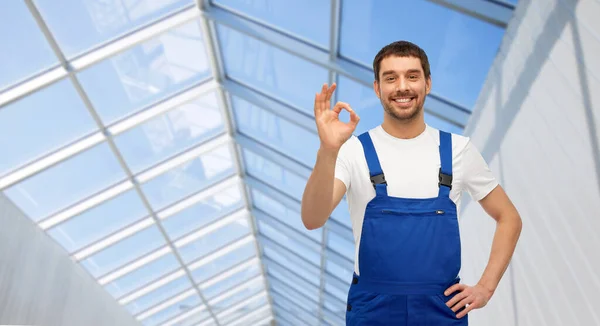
[394,98,412,103]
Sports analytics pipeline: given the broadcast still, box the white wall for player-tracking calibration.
[0,193,139,326]
[459,0,600,325]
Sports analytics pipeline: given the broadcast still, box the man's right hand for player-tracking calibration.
[314,83,360,152]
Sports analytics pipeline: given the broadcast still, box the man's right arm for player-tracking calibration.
[300,147,347,230]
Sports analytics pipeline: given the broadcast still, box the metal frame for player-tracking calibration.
[3,0,517,325]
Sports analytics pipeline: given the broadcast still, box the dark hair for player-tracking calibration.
[372,41,431,81]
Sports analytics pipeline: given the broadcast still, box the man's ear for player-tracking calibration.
[373,80,381,99]
[426,76,432,95]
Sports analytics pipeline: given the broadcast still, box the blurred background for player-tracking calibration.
[0,0,598,325]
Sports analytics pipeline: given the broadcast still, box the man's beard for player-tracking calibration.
[381,97,423,122]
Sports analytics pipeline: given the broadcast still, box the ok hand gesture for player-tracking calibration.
[314,83,360,152]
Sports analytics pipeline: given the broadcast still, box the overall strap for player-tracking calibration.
[358,132,388,197]
[438,130,453,198]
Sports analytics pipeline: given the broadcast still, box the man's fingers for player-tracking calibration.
[444,283,466,296]
[325,83,336,102]
[332,101,351,114]
[456,301,476,319]
[445,291,467,308]
[451,296,472,312]
[349,110,360,126]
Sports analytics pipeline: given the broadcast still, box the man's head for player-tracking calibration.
[372,41,431,123]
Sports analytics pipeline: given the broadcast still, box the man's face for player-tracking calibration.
[374,55,431,122]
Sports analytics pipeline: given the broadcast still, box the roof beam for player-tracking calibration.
[425,0,515,28]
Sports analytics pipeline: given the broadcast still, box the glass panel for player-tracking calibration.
[323,308,345,326]
[213,0,330,48]
[125,275,193,315]
[270,278,318,313]
[211,278,264,314]
[3,143,126,221]
[202,262,261,299]
[252,189,321,243]
[141,294,201,326]
[232,96,319,166]
[339,0,504,109]
[80,225,165,277]
[190,242,256,284]
[218,295,268,325]
[77,20,211,124]
[265,261,319,299]
[327,230,354,261]
[243,149,307,200]
[331,199,351,227]
[325,274,349,303]
[35,0,195,57]
[325,259,353,287]
[324,292,346,315]
[0,1,57,90]
[105,252,180,298]
[177,217,251,263]
[172,307,212,326]
[0,79,97,176]
[272,293,319,325]
[257,221,320,266]
[115,92,225,173]
[263,245,320,282]
[47,189,147,253]
[162,184,243,240]
[265,258,318,290]
[218,24,329,115]
[141,145,235,210]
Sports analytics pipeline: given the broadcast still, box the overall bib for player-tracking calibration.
[345,130,468,325]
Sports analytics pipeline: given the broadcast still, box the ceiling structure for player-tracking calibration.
[0,0,517,325]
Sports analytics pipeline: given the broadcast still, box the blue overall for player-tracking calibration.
[345,130,468,325]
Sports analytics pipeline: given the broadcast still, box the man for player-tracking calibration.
[301,41,522,325]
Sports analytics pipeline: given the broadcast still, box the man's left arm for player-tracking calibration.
[444,141,523,318]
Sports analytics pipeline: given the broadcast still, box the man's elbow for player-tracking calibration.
[301,215,325,230]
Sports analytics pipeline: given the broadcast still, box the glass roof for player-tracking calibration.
[0,0,516,325]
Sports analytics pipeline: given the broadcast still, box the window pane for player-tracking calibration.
[141,294,201,326]
[325,259,353,288]
[339,0,504,109]
[0,78,97,176]
[35,0,195,57]
[257,221,320,266]
[77,20,211,124]
[327,230,354,261]
[162,184,243,240]
[191,242,257,284]
[0,1,57,90]
[171,306,212,326]
[80,225,165,277]
[252,189,321,243]
[211,278,264,314]
[47,189,147,253]
[115,92,225,173]
[331,199,352,228]
[265,261,319,299]
[271,293,319,325]
[125,275,193,315]
[263,247,319,283]
[218,295,268,325]
[325,273,349,303]
[233,96,319,167]
[213,0,330,48]
[202,262,261,299]
[270,279,318,314]
[177,217,251,263]
[141,145,235,210]
[104,252,180,299]
[218,23,329,115]
[4,143,126,221]
[244,149,307,200]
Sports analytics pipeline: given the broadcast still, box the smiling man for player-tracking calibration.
[301,41,522,325]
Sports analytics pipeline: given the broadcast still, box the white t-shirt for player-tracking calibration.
[334,124,498,275]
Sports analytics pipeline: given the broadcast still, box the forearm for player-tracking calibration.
[477,213,522,294]
[301,147,339,230]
